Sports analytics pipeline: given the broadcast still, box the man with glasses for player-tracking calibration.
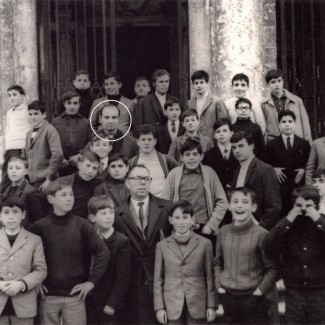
[114,164,172,324]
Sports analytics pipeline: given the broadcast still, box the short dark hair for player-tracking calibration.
[74,70,90,79]
[99,104,120,117]
[231,73,249,86]
[180,138,203,155]
[79,150,101,164]
[265,69,283,83]
[292,185,320,207]
[135,76,150,86]
[230,131,254,145]
[191,70,209,83]
[61,90,81,103]
[90,132,112,144]
[278,110,296,122]
[28,100,46,113]
[127,164,150,178]
[235,98,252,109]
[213,118,233,132]
[152,69,170,84]
[180,109,199,123]
[171,200,194,217]
[46,178,72,196]
[164,98,181,111]
[104,71,122,84]
[108,153,128,167]
[88,195,115,215]
[228,187,257,204]
[0,196,26,212]
[134,124,158,139]
[7,84,25,95]
[8,156,28,169]
[313,169,325,180]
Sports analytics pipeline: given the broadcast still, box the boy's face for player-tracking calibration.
[28,109,46,128]
[48,186,74,215]
[63,96,80,115]
[181,148,203,170]
[193,78,208,95]
[90,139,113,159]
[8,89,24,108]
[229,191,256,224]
[268,77,284,96]
[73,74,91,90]
[7,160,28,183]
[78,158,100,181]
[134,79,151,97]
[153,75,170,95]
[182,115,200,133]
[108,159,129,180]
[312,176,325,198]
[235,102,252,120]
[279,115,295,136]
[1,206,25,232]
[232,79,248,98]
[137,134,157,154]
[91,208,115,232]
[103,77,121,96]
[214,124,233,145]
[231,139,254,162]
[164,103,181,122]
[100,106,119,132]
[169,207,194,235]
[293,196,316,215]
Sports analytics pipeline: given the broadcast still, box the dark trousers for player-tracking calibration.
[1,149,22,194]
[168,301,206,325]
[222,292,271,325]
[285,288,325,324]
[86,304,118,325]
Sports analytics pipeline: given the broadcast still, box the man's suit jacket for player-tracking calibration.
[305,137,325,184]
[187,93,228,137]
[133,93,178,130]
[156,123,185,154]
[231,157,282,230]
[0,228,47,318]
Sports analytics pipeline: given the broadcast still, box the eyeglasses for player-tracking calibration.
[237,106,251,111]
[128,176,152,183]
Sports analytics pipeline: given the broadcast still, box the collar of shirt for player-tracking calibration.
[184,133,200,140]
[62,112,83,118]
[281,133,294,147]
[217,143,231,155]
[271,92,286,102]
[168,119,180,129]
[239,155,255,170]
[101,157,109,170]
[131,195,150,216]
[10,103,26,111]
[183,164,202,174]
[155,91,166,101]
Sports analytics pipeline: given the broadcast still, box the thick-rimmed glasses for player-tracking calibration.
[128,176,152,183]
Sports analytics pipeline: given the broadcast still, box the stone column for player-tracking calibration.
[0,0,38,166]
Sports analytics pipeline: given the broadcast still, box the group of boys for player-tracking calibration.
[0,66,324,325]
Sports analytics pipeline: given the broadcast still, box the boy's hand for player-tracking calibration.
[306,206,320,222]
[202,225,213,235]
[252,288,262,296]
[103,305,115,316]
[156,309,167,324]
[70,281,94,300]
[37,284,48,298]
[274,168,287,184]
[0,281,9,292]
[69,154,81,167]
[2,281,24,296]
[61,159,69,168]
[295,169,305,184]
[206,308,216,323]
[286,207,301,223]
[218,287,226,294]
[39,179,51,192]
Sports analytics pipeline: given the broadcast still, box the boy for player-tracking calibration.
[202,119,239,191]
[154,200,216,324]
[2,85,30,193]
[163,139,228,237]
[0,196,47,325]
[215,187,278,324]
[312,169,325,214]
[261,69,312,144]
[1,157,48,224]
[225,73,266,133]
[264,110,310,215]
[72,70,96,118]
[168,109,214,163]
[52,90,93,176]
[90,72,134,134]
[23,100,63,191]
[232,98,265,159]
[187,70,228,137]
[305,136,325,184]
[29,178,110,325]
[263,186,325,324]
[133,76,151,104]
[59,150,102,219]
[156,99,185,154]
[93,153,129,206]
[87,195,131,325]
[130,124,178,198]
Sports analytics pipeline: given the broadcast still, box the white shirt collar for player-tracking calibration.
[281,133,294,147]
[239,155,255,169]
[131,195,150,211]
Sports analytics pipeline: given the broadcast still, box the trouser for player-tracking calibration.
[168,301,206,325]
[0,316,33,325]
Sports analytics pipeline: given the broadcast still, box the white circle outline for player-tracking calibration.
[89,99,132,142]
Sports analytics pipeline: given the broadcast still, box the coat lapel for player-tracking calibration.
[166,237,183,261]
[244,157,257,186]
[182,234,199,261]
[146,197,161,244]
[151,95,164,122]
[28,122,46,150]
[201,94,213,116]
[10,228,28,256]
[0,228,11,251]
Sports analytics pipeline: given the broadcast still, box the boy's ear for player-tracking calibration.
[47,194,54,205]
[118,82,122,89]
[252,203,257,213]
[168,216,173,225]
[88,214,96,223]
[21,210,26,220]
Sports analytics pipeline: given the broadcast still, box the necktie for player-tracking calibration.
[223,149,229,160]
[171,122,176,133]
[138,202,145,228]
[287,136,292,151]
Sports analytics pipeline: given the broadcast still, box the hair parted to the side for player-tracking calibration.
[291,185,320,208]
[228,187,257,204]
[61,90,81,103]
[265,69,283,83]
[8,156,28,169]
[171,200,194,217]
[180,109,199,122]
[28,100,46,113]
[0,195,26,212]
[164,98,181,110]
[87,195,115,216]
[180,138,203,155]
[46,178,73,196]
[7,84,25,95]
[213,118,233,131]
[108,153,128,167]
[230,131,254,145]
[79,150,101,164]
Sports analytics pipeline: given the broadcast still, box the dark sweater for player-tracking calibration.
[75,88,97,118]
[263,215,325,290]
[29,212,110,296]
